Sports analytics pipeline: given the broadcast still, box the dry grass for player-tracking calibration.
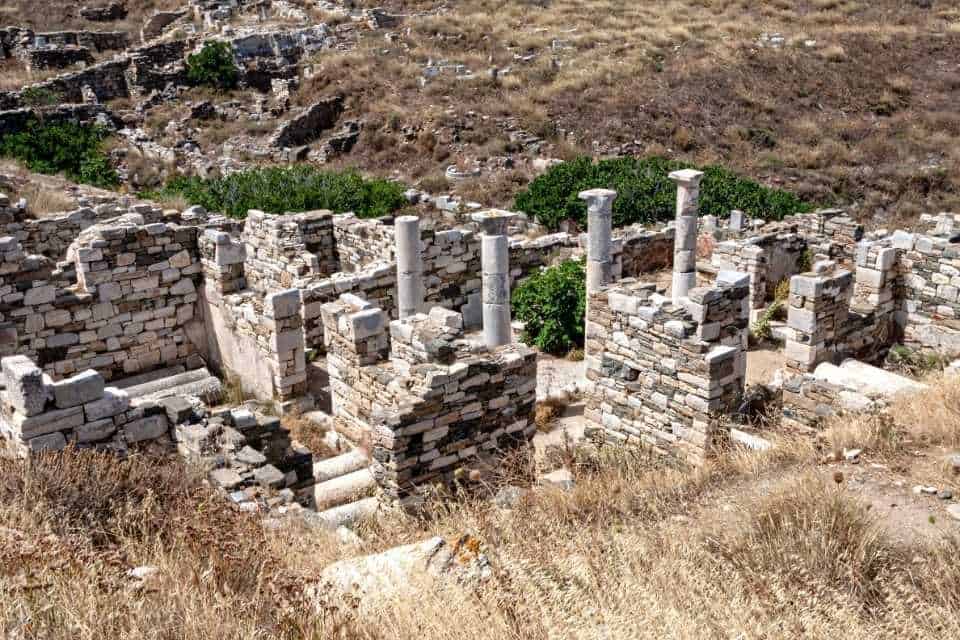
[3,409,960,639]
[822,373,960,459]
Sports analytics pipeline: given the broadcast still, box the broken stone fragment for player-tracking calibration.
[314,534,492,611]
[210,467,244,489]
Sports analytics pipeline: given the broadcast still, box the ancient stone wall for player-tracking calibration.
[711,227,807,311]
[0,220,203,381]
[0,355,173,454]
[3,202,168,261]
[583,273,749,463]
[242,209,339,294]
[322,297,537,500]
[894,231,960,354]
[617,226,674,278]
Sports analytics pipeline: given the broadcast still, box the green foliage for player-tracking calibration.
[149,165,407,219]
[512,260,586,354]
[514,156,813,230]
[20,87,61,108]
[750,301,783,342]
[798,248,814,273]
[0,119,118,188]
[186,41,239,90]
[886,344,946,377]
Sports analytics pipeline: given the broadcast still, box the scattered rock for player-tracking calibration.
[494,485,530,509]
[947,504,960,521]
[126,565,158,580]
[843,448,862,463]
[313,534,492,610]
[539,468,575,491]
[938,489,953,500]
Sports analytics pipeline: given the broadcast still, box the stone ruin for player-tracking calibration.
[2,166,960,525]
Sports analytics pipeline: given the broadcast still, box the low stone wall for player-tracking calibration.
[322,298,537,500]
[2,201,169,261]
[0,39,189,109]
[0,219,203,381]
[242,209,338,293]
[711,226,807,311]
[617,225,674,278]
[583,273,749,463]
[894,231,960,354]
[0,355,170,454]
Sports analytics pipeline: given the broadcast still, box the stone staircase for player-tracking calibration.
[298,414,382,529]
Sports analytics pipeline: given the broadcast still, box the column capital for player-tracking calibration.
[472,209,515,236]
[578,188,618,213]
[668,169,705,187]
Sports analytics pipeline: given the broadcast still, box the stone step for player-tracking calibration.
[312,449,369,483]
[124,369,222,405]
[143,376,223,405]
[310,467,376,511]
[309,496,380,530]
[113,364,186,389]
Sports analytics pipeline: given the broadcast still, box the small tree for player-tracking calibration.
[512,260,586,355]
[186,41,239,91]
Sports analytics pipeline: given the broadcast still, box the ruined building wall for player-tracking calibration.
[616,226,675,278]
[0,354,170,454]
[322,297,537,499]
[198,229,308,406]
[241,209,338,293]
[0,221,203,381]
[711,227,807,311]
[583,274,749,463]
[3,202,168,261]
[894,231,960,354]
[784,246,898,373]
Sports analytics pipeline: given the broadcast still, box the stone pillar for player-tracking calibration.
[395,215,423,319]
[578,188,617,295]
[668,169,704,304]
[472,210,515,349]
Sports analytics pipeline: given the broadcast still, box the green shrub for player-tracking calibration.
[512,259,586,354]
[514,156,813,230]
[0,118,118,188]
[148,165,407,219]
[20,87,61,108]
[186,41,239,90]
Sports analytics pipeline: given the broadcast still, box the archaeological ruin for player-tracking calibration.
[1,0,960,536]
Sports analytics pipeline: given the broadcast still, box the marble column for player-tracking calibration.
[395,215,423,319]
[668,169,704,304]
[578,188,618,295]
[472,210,515,349]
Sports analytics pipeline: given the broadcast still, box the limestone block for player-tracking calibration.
[124,414,168,443]
[51,370,105,409]
[76,418,117,443]
[13,406,84,439]
[84,387,130,422]
[29,431,67,453]
[2,355,46,416]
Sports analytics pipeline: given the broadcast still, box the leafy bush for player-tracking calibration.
[148,165,407,219]
[0,119,118,188]
[20,87,61,107]
[514,156,813,230]
[512,259,586,354]
[186,40,239,90]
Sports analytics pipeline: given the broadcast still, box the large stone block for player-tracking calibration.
[2,355,47,416]
[84,387,130,421]
[124,414,169,443]
[51,370,105,409]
